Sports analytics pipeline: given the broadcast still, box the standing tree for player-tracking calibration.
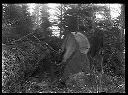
[2,4,34,44]
[31,4,52,39]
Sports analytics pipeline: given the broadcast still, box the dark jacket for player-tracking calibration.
[61,32,90,81]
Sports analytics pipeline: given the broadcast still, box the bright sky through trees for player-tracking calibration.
[27,3,36,15]
[28,3,121,19]
[27,3,122,36]
[95,4,121,20]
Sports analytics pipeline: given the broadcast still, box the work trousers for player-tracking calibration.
[60,50,90,83]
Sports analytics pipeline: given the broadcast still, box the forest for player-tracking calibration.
[2,4,125,93]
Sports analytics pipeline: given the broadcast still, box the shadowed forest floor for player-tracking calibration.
[21,72,125,93]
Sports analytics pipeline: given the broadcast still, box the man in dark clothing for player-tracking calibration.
[59,31,91,88]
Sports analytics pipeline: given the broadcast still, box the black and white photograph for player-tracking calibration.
[2,3,125,93]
